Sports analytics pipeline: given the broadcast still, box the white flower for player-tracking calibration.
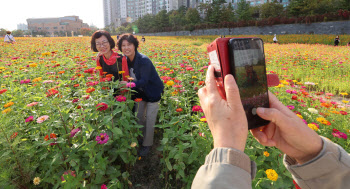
[308,108,318,114]
[304,82,315,85]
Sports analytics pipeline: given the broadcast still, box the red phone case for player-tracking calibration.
[207,37,279,99]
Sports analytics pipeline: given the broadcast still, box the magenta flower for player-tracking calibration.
[20,79,31,84]
[192,105,203,112]
[333,131,347,139]
[286,105,295,110]
[96,133,109,144]
[37,115,49,123]
[126,82,136,88]
[25,116,34,122]
[96,103,108,111]
[101,184,107,189]
[70,128,81,138]
[72,99,79,103]
[115,95,126,102]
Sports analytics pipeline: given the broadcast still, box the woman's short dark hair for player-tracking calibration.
[117,33,139,51]
[6,31,11,34]
[90,30,115,52]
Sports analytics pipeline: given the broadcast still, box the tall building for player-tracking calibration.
[17,23,28,31]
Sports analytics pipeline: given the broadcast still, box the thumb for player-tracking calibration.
[224,74,242,107]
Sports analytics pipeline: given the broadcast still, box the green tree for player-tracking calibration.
[169,10,186,30]
[154,10,169,31]
[0,28,7,36]
[260,0,285,18]
[236,0,252,21]
[198,2,212,23]
[185,8,201,25]
[11,30,24,37]
[220,3,236,22]
[80,28,93,36]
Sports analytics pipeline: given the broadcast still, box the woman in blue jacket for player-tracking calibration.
[117,34,164,156]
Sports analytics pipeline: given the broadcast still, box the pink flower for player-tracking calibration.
[96,103,108,111]
[192,105,203,112]
[126,82,136,88]
[333,131,348,139]
[37,115,49,123]
[20,79,31,84]
[27,102,38,107]
[115,95,126,102]
[96,133,109,144]
[43,80,54,83]
[70,128,81,138]
[61,170,76,181]
[101,184,107,189]
[25,116,34,122]
[72,99,79,103]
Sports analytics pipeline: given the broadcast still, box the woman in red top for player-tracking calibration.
[90,30,129,96]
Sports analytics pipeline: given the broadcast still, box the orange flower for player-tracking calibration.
[86,87,95,93]
[50,133,57,139]
[106,74,113,78]
[198,81,205,86]
[321,103,332,108]
[58,71,65,74]
[73,84,79,87]
[176,108,183,112]
[44,135,49,141]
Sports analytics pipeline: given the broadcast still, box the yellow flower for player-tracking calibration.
[29,63,38,67]
[166,80,174,86]
[292,80,297,83]
[192,76,197,79]
[263,151,270,157]
[340,92,348,96]
[296,82,303,85]
[308,124,319,131]
[95,66,102,70]
[275,84,284,88]
[266,169,278,181]
[200,118,207,122]
[171,91,178,96]
[32,77,42,82]
[33,177,41,185]
[280,80,289,85]
[119,71,125,74]
[296,114,303,119]
[4,102,14,108]
[2,108,11,114]
[342,100,349,104]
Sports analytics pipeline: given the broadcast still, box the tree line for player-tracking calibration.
[110,0,349,34]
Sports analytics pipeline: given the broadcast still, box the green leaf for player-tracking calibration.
[165,158,173,171]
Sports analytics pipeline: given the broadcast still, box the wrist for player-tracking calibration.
[214,138,246,152]
[293,137,323,165]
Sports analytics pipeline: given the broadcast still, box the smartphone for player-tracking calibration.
[228,38,270,129]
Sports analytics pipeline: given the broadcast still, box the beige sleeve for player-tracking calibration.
[191,148,255,189]
[284,136,350,189]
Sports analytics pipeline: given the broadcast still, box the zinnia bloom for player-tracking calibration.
[264,151,270,157]
[96,103,108,111]
[33,177,41,185]
[10,132,18,140]
[70,128,81,137]
[4,102,14,108]
[166,80,174,86]
[2,108,11,114]
[101,184,108,189]
[286,105,295,110]
[134,98,142,102]
[176,108,183,112]
[37,115,49,123]
[27,102,38,107]
[308,123,319,131]
[115,95,126,102]
[25,116,34,122]
[265,169,278,181]
[126,82,136,88]
[0,89,7,94]
[86,87,95,93]
[192,105,202,112]
[308,108,318,114]
[96,133,109,144]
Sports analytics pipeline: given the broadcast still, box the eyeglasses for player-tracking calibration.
[96,41,109,47]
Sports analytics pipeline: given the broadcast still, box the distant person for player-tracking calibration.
[141,36,145,43]
[117,34,120,41]
[4,31,15,43]
[273,34,278,43]
[334,36,340,46]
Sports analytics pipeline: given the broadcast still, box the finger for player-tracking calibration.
[224,74,242,108]
[256,107,290,131]
[205,65,220,97]
[251,129,277,146]
[268,92,295,117]
[198,87,207,106]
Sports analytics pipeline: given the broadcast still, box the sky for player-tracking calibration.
[0,0,104,31]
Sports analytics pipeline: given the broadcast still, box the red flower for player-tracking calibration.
[176,108,183,112]
[333,129,339,133]
[291,95,298,100]
[72,99,79,103]
[0,89,7,94]
[293,180,301,189]
[46,89,59,97]
[134,98,142,102]
[86,87,95,93]
[340,111,348,115]
[96,103,108,111]
[10,132,18,140]
[73,84,79,87]
[115,95,126,102]
[192,105,203,112]
[44,135,49,141]
[61,170,76,181]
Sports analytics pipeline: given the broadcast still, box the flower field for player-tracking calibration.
[0,36,349,188]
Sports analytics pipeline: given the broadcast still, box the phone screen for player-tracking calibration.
[229,38,270,129]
